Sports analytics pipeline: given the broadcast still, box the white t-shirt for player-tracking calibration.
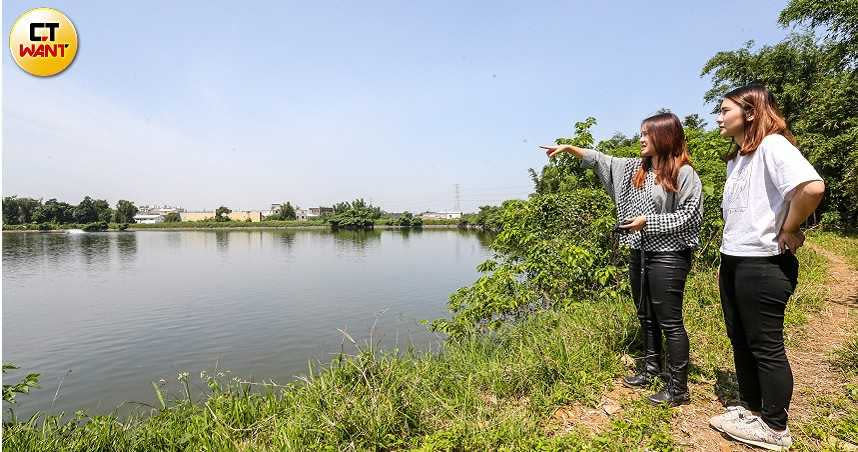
[720,134,822,256]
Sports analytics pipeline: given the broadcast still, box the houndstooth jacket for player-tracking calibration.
[581,149,703,252]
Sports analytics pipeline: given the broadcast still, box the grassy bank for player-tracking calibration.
[807,229,858,270]
[2,241,835,451]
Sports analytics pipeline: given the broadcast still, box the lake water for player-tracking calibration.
[2,228,494,417]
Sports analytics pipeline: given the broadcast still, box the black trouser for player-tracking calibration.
[629,249,692,391]
[719,252,798,431]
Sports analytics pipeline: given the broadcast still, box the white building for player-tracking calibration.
[138,205,183,215]
[264,204,309,221]
[420,211,463,220]
[133,214,165,224]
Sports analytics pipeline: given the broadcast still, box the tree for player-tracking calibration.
[2,196,19,225]
[33,198,74,224]
[474,204,505,232]
[277,202,296,220]
[779,0,858,67]
[682,114,708,130]
[3,197,42,224]
[73,197,98,224]
[114,200,138,223]
[163,212,181,222]
[596,132,640,154]
[93,199,113,223]
[215,206,232,222]
[332,202,350,213]
[397,211,416,227]
[528,117,602,195]
[327,199,382,230]
[0,196,41,225]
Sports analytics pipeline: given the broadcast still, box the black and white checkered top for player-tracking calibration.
[581,149,703,252]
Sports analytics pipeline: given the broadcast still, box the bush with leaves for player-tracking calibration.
[328,199,382,230]
[432,187,626,339]
[214,206,232,222]
[82,221,109,232]
[2,363,40,405]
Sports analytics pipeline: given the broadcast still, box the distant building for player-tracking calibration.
[138,205,184,215]
[420,211,463,220]
[179,210,264,222]
[264,203,308,221]
[133,214,164,224]
[180,211,214,222]
[227,211,263,222]
[308,207,334,218]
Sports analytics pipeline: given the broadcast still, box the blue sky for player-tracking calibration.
[3,1,795,213]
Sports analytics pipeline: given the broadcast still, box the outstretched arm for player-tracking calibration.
[539,145,629,200]
[539,144,589,159]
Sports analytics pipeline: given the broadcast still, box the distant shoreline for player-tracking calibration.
[1,224,474,233]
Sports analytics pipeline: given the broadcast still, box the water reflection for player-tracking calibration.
[116,233,137,263]
[45,233,74,263]
[277,230,296,250]
[331,229,382,254]
[165,231,182,249]
[215,230,229,252]
[78,234,111,269]
[473,230,494,249]
[395,227,422,242]
[2,228,495,419]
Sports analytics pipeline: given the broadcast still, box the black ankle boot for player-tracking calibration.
[647,361,689,406]
[622,356,661,388]
[622,372,654,388]
[646,384,690,406]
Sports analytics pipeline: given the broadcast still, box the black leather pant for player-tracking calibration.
[629,249,691,392]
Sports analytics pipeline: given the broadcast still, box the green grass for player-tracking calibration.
[807,229,858,270]
[789,231,858,451]
[832,334,858,377]
[0,242,834,451]
[794,332,858,451]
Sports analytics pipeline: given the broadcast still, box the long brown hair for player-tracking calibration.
[723,84,797,161]
[633,112,692,193]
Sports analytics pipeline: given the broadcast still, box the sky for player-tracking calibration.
[3,1,797,213]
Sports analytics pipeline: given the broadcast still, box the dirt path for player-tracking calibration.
[672,244,857,450]
[548,243,858,450]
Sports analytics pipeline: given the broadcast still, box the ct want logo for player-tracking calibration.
[9,7,78,77]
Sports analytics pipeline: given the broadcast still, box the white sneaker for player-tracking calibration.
[709,405,749,432]
[722,415,792,451]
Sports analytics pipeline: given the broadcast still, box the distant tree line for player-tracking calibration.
[2,196,138,225]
